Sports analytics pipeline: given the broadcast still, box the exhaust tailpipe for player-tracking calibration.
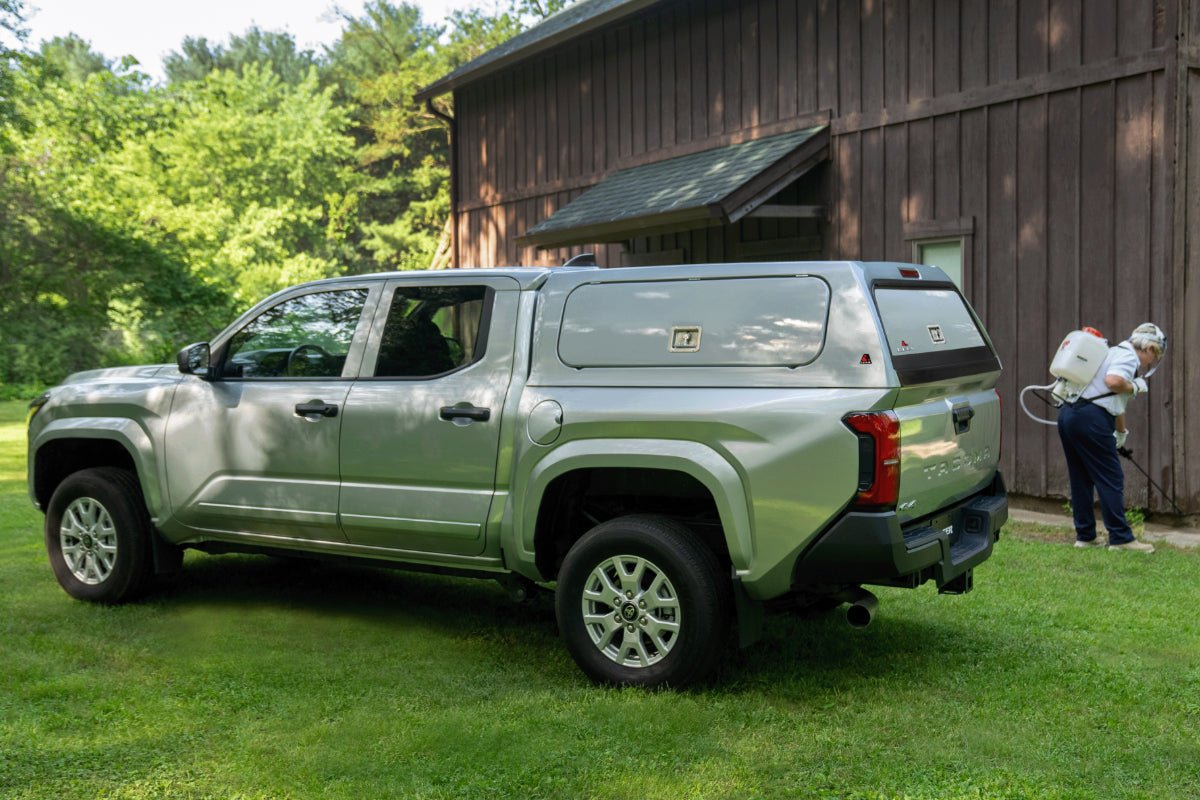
[843,588,878,628]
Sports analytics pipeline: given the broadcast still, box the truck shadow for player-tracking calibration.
[155,551,560,640]
[151,553,1006,691]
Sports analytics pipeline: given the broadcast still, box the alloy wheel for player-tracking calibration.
[59,497,118,585]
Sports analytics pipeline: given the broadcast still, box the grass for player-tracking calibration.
[2,399,1198,799]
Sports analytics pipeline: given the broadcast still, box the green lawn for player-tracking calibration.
[2,399,1197,799]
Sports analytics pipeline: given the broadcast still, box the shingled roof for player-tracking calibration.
[415,0,659,102]
[517,126,829,249]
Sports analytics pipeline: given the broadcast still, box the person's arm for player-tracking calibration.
[1105,366,1147,396]
[1115,413,1126,434]
[1104,373,1136,394]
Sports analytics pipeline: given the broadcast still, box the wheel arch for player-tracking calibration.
[511,439,753,581]
[31,420,162,517]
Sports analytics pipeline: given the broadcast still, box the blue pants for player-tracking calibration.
[1057,401,1134,544]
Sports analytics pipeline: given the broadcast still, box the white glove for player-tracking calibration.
[1114,430,1128,448]
[1131,377,1148,396]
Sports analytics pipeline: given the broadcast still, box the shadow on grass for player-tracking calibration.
[146,552,1014,693]
[156,552,559,635]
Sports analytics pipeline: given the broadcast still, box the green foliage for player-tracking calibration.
[1,51,357,384]
[36,34,111,82]
[0,0,574,390]
[114,64,359,302]
[0,0,28,154]
[1125,506,1146,530]
[164,27,320,85]
[323,2,451,270]
[322,1,553,271]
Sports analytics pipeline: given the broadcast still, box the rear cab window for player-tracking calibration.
[872,282,999,384]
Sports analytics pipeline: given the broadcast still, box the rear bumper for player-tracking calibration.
[792,473,1008,593]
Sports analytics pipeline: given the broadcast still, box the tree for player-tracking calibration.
[1,49,359,390]
[1,0,27,154]
[322,0,550,270]
[0,0,580,392]
[164,27,320,85]
[1,55,224,387]
[38,34,111,83]
[73,62,359,308]
[323,2,445,269]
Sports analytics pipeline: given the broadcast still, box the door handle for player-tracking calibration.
[440,405,491,422]
[952,405,974,434]
[295,401,339,418]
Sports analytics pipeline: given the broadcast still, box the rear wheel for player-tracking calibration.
[45,468,153,603]
[555,514,731,688]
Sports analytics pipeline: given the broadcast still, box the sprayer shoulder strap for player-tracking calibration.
[1077,391,1116,405]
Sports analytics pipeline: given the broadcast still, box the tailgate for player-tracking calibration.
[892,386,1001,524]
[872,283,1002,526]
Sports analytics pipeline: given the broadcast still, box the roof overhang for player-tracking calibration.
[516,126,830,249]
[415,0,661,103]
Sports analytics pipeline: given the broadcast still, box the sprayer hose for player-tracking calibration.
[1020,382,1060,427]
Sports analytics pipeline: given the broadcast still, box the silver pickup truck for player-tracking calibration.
[27,261,1007,687]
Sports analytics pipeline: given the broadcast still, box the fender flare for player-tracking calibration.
[510,438,754,576]
[31,418,164,518]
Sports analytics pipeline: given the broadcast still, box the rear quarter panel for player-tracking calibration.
[515,263,904,599]
[510,386,892,597]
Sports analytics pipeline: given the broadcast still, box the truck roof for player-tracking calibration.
[298,261,954,293]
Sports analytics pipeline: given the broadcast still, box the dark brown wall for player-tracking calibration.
[1177,0,1200,510]
[451,0,1191,510]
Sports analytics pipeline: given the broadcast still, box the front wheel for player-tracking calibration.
[555,515,732,688]
[45,467,154,603]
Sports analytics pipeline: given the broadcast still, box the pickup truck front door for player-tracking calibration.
[338,276,520,556]
[164,285,377,543]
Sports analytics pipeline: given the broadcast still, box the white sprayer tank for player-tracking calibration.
[1047,329,1109,405]
[1050,329,1109,384]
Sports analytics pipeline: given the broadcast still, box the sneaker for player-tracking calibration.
[1108,540,1155,553]
[1074,538,1104,548]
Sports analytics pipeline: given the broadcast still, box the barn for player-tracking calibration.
[415,0,1200,513]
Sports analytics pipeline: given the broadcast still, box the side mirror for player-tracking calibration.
[177,342,213,379]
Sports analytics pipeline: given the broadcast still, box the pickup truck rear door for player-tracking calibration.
[338,276,520,556]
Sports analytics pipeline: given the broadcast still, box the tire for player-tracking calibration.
[45,467,154,603]
[555,514,732,688]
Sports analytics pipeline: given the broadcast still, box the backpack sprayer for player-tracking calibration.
[1019,325,1181,513]
[1019,327,1109,426]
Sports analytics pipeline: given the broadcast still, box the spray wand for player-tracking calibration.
[1117,447,1184,514]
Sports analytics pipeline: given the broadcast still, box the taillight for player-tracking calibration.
[843,411,901,509]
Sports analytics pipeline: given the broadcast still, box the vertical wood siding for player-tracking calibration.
[449,0,1188,509]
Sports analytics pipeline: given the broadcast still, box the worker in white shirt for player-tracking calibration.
[1057,323,1166,552]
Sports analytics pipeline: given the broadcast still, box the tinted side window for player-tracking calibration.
[558,277,830,368]
[222,289,369,378]
[374,285,488,378]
